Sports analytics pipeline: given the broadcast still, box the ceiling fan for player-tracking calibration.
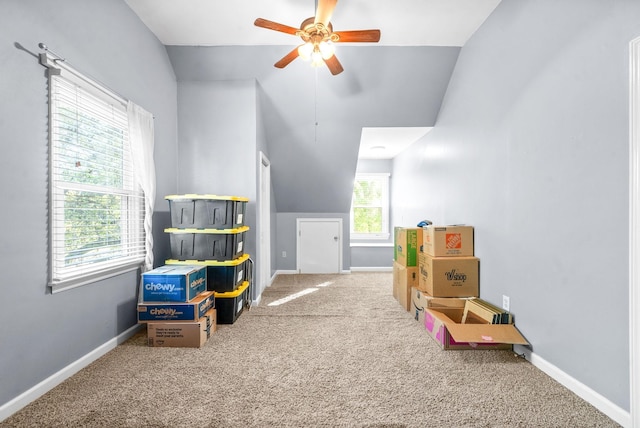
[254,0,381,75]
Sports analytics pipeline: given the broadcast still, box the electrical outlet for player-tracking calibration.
[502,295,510,311]
[282,251,287,258]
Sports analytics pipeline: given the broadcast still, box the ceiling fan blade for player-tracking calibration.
[315,0,338,27]
[274,46,301,69]
[254,18,299,36]
[333,29,381,43]
[324,54,344,75]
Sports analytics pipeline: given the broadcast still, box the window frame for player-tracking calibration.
[350,172,391,241]
[43,54,145,293]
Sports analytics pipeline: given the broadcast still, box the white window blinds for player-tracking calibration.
[47,64,145,292]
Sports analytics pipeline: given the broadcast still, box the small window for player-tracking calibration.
[47,67,145,292]
[350,173,390,240]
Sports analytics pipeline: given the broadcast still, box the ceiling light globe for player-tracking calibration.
[318,41,335,59]
[311,50,324,67]
[298,42,313,60]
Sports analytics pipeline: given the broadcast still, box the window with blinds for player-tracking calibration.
[350,173,390,240]
[49,72,145,292]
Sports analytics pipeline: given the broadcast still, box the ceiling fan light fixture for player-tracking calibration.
[254,0,381,75]
[318,41,335,60]
[298,42,314,60]
[311,49,324,67]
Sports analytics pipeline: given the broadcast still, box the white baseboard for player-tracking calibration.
[252,272,276,306]
[513,345,631,428]
[275,268,392,275]
[0,324,143,423]
[350,267,393,272]
[275,269,298,275]
[276,269,352,275]
[252,294,262,306]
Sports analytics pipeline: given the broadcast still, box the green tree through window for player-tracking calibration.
[57,106,126,266]
[352,179,383,233]
[350,173,390,239]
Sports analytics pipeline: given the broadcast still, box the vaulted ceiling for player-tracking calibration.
[124,0,501,47]
[125,0,501,212]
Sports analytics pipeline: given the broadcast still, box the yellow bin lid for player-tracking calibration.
[214,280,249,298]
[166,253,250,266]
[164,226,250,234]
[165,194,249,202]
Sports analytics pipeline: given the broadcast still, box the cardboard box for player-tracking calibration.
[393,262,419,311]
[392,263,399,300]
[409,287,470,325]
[423,306,528,350]
[137,290,215,323]
[394,227,422,267]
[418,253,479,297]
[142,265,207,302]
[422,225,474,257]
[147,308,216,348]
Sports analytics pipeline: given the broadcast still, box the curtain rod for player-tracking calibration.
[38,42,128,107]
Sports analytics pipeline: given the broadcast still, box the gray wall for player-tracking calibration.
[174,79,262,296]
[391,0,638,412]
[350,245,393,270]
[0,0,177,410]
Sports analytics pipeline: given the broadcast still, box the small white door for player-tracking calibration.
[296,218,342,273]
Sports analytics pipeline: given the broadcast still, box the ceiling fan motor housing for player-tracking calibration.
[297,17,338,43]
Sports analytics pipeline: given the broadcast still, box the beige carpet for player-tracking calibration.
[1,272,619,427]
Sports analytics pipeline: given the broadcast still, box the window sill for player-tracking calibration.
[50,261,142,294]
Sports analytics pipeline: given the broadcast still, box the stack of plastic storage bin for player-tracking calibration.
[164,194,252,325]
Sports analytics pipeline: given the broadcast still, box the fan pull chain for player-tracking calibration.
[314,68,318,144]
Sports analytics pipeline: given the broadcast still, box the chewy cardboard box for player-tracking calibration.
[393,262,419,311]
[409,287,471,325]
[422,225,474,257]
[418,253,479,297]
[137,290,215,323]
[141,265,207,302]
[394,227,422,267]
[147,308,216,348]
[423,305,528,350]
